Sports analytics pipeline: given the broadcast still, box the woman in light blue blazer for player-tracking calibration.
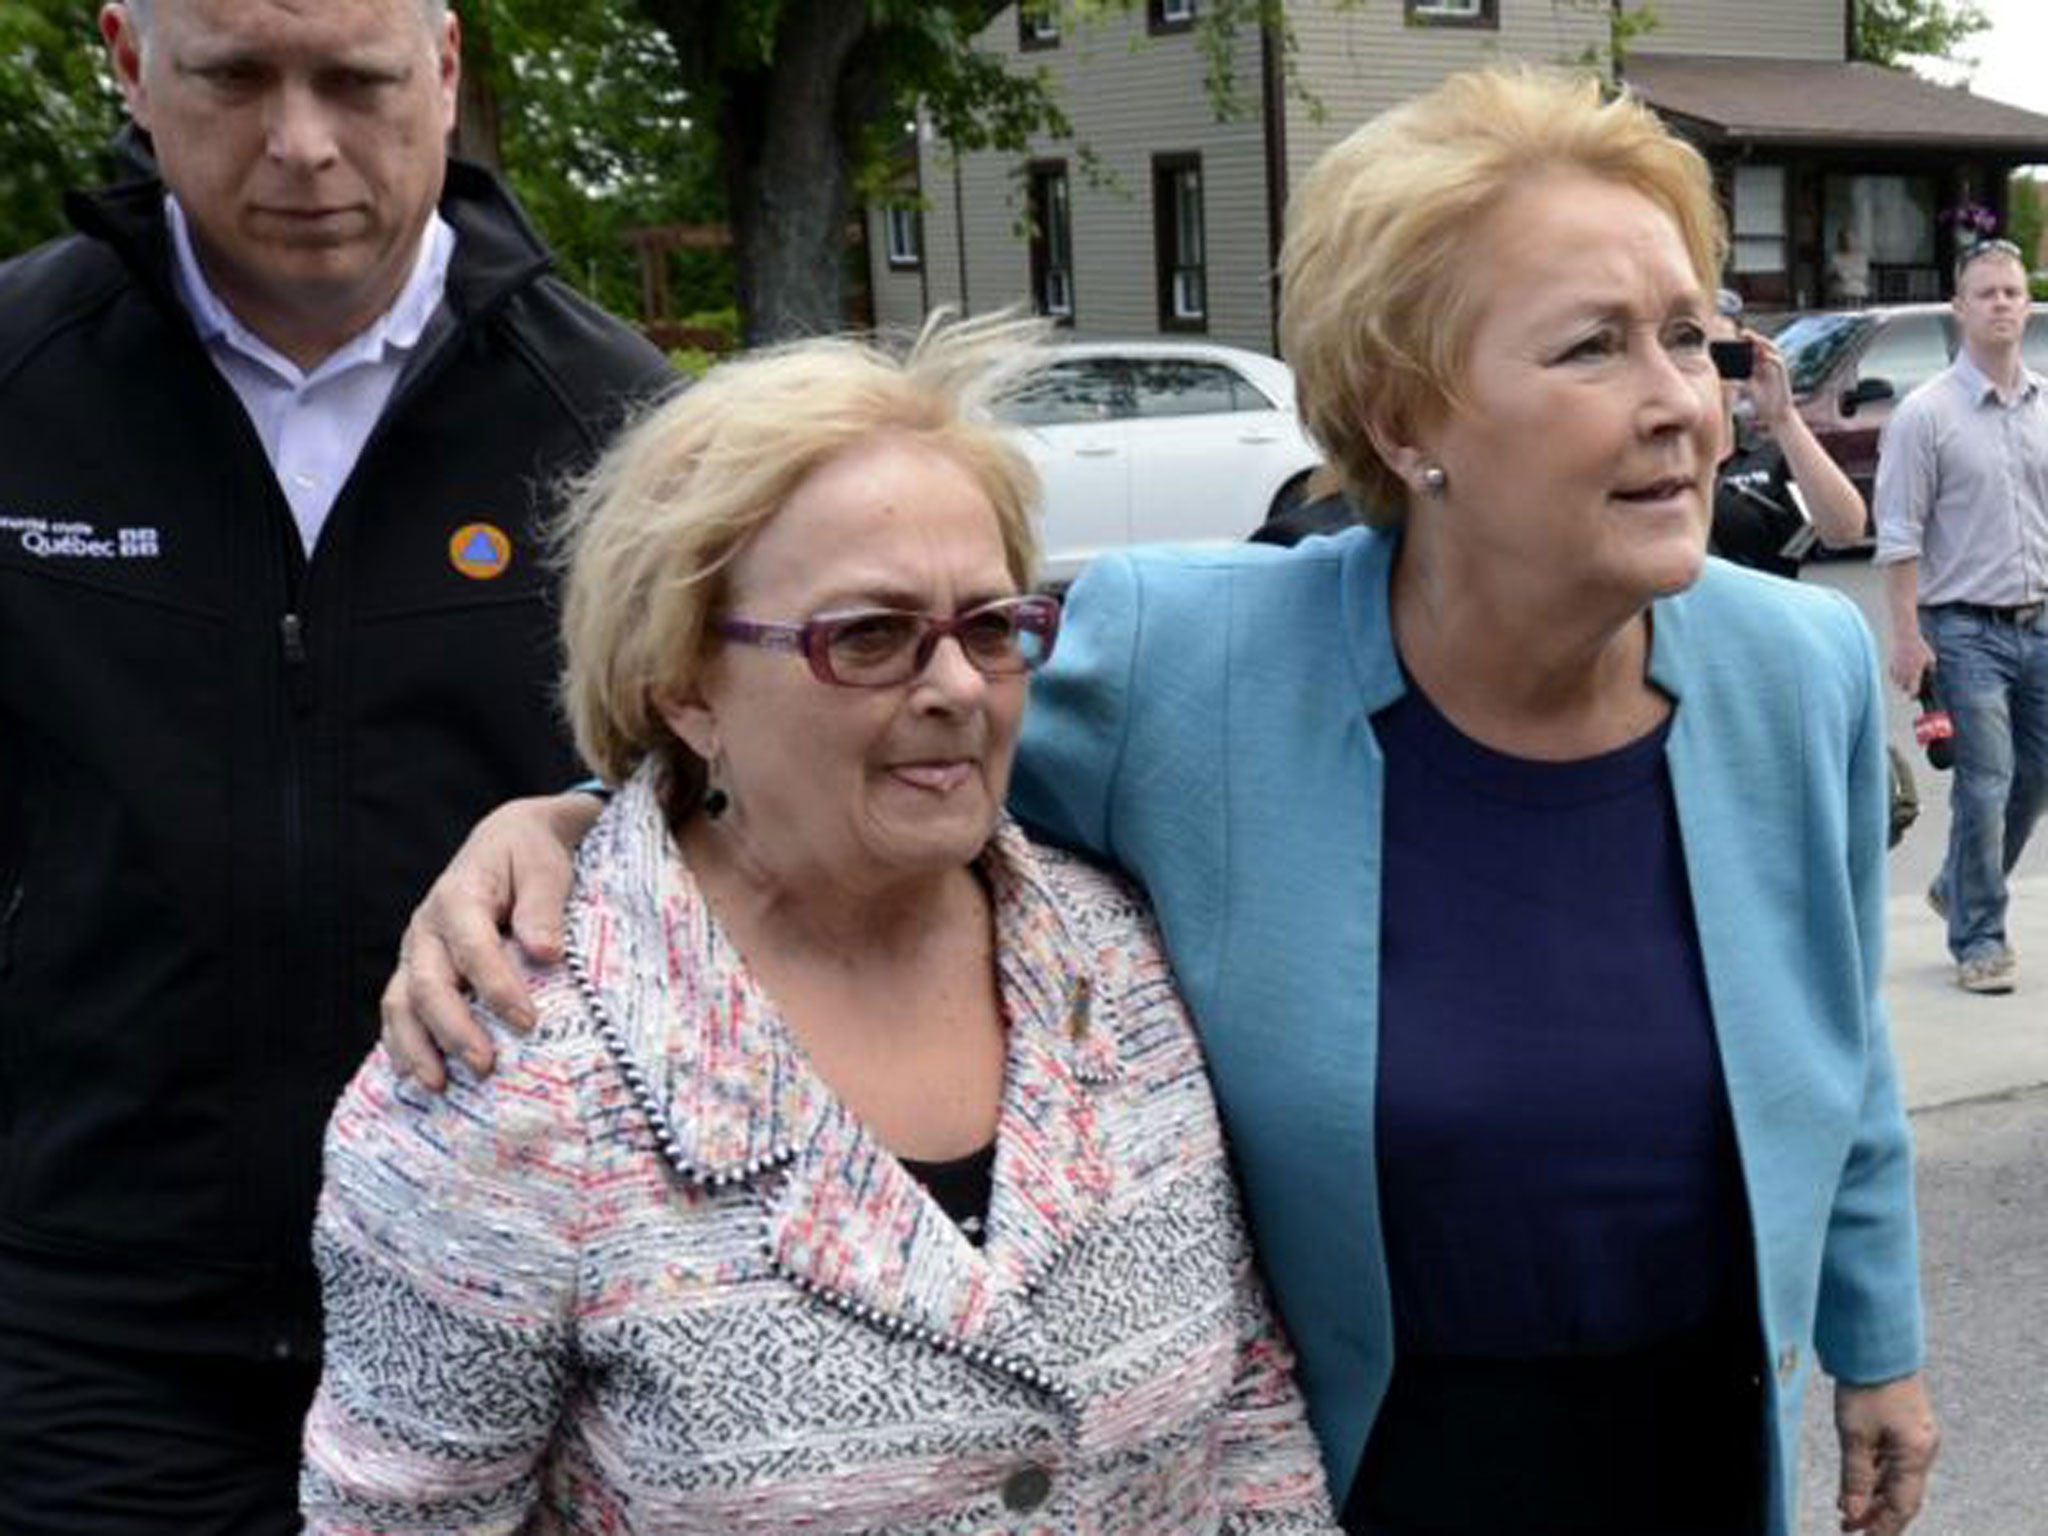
[384,66,1936,1536]
[1010,68,1934,1536]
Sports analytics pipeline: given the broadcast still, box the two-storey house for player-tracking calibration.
[867,0,2048,345]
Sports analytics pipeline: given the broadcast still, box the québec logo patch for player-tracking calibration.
[1,514,162,561]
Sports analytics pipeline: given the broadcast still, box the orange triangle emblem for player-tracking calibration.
[448,522,513,580]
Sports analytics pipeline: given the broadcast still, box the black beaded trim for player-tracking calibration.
[563,939,797,1188]
[772,1264,1079,1413]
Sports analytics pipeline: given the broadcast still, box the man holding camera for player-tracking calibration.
[1875,238,2048,996]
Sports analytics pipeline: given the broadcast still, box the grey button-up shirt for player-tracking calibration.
[1872,350,2048,606]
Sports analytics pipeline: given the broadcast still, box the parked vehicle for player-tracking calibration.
[1776,302,2048,515]
[995,341,1321,585]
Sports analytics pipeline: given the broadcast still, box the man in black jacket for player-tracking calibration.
[0,1,671,1528]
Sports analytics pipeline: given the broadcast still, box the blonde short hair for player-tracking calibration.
[1279,67,1726,520]
[557,313,1047,802]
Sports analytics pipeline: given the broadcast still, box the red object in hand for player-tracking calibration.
[1915,674,1954,771]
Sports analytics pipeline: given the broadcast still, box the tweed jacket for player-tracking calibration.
[302,769,1340,1534]
[1010,529,1923,1536]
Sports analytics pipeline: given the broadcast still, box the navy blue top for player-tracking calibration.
[1372,684,1752,1359]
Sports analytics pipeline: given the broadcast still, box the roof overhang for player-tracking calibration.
[1622,55,2048,159]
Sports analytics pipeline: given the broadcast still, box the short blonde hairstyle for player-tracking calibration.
[557,312,1047,804]
[1279,67,1726,519]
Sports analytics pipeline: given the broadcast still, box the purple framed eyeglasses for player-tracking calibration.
[716,594,1062,688]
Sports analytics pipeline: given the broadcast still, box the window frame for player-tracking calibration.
[1405,0,1496,28]
[1018,2,1060,51]
[883,204,923,270]
[1152,153,1207,333]
[1149,0,1197,35]
[1028,159,1076,324]
[1729,163,1789,296]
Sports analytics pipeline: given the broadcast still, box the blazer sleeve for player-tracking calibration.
[1812,602,1925,1384]
[301,991,591,1533]
[1012,553,1143,861]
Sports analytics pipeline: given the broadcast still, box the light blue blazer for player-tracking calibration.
[1011,528,1923,1534]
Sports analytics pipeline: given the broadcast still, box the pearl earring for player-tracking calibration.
[1420,464,1449,497]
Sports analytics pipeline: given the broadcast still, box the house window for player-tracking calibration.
[1405,0,1496,27]
[1153,154,1206,331]
[1824,173,1938,302]
[1149,0,1196,33]
[883,205,922,270]
[1019,2,1059,50]
[1029,161,1075,321]
[1731,164,1788,284]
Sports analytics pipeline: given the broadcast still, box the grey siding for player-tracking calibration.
[871,0,1816,340]
[910,6,1274,349]
[866,205,930,335]
[1632,0,1841,62]
[1283,1,1611,193]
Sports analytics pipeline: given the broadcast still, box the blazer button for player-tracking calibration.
[1000,1463,1053,1513]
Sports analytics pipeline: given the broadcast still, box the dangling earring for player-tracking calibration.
[701,752,730,820]
[1420,463,1449,498]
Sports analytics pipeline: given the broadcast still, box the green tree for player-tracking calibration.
[459,0,726,323]
[2007,172,2044,272]
[1851,0,1990,68]
[0,0,122,257]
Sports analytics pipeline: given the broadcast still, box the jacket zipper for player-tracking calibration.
[280,612,313,715]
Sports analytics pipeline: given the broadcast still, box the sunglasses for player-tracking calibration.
[1956,237,2024,273]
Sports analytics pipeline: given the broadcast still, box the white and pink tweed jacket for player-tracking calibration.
[302,769,1340,1535]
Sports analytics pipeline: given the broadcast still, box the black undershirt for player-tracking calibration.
[899,1141,997,1247]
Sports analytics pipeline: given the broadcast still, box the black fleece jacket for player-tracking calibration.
[0,161,671,1359]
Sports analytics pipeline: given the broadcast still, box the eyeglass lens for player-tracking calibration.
[822,602,1053,685]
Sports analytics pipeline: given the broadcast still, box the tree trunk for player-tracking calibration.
[716,0,870,343]
[452,4,503,171]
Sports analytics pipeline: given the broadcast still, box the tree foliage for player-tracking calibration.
[2007,173,2044,272]
[1852,0,1990,69]
[458,0,725,321]
[0,0,122,258]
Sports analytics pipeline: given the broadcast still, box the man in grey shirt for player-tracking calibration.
[1874,237,2048,995]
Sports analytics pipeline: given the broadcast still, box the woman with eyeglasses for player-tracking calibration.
[298,318,1341,1533]
[376,70,1937,1536]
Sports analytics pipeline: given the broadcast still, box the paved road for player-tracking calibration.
[1796,1086,2048,1536]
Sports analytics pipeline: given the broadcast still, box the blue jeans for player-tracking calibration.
[1923,604,2048,962]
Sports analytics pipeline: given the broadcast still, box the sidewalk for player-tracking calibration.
[1885,873,2048,1112]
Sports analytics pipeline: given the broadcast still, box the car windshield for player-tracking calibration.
[1775,312,1873,396]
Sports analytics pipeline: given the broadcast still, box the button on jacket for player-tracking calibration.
[0,161,672,1362]
[303,773,1341,1534]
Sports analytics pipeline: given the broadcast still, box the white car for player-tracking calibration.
[994,341,1323,586]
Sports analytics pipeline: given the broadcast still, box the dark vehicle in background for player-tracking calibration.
[1776,303,2048,521]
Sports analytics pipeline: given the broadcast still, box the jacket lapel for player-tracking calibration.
[569,776,1121,1361]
